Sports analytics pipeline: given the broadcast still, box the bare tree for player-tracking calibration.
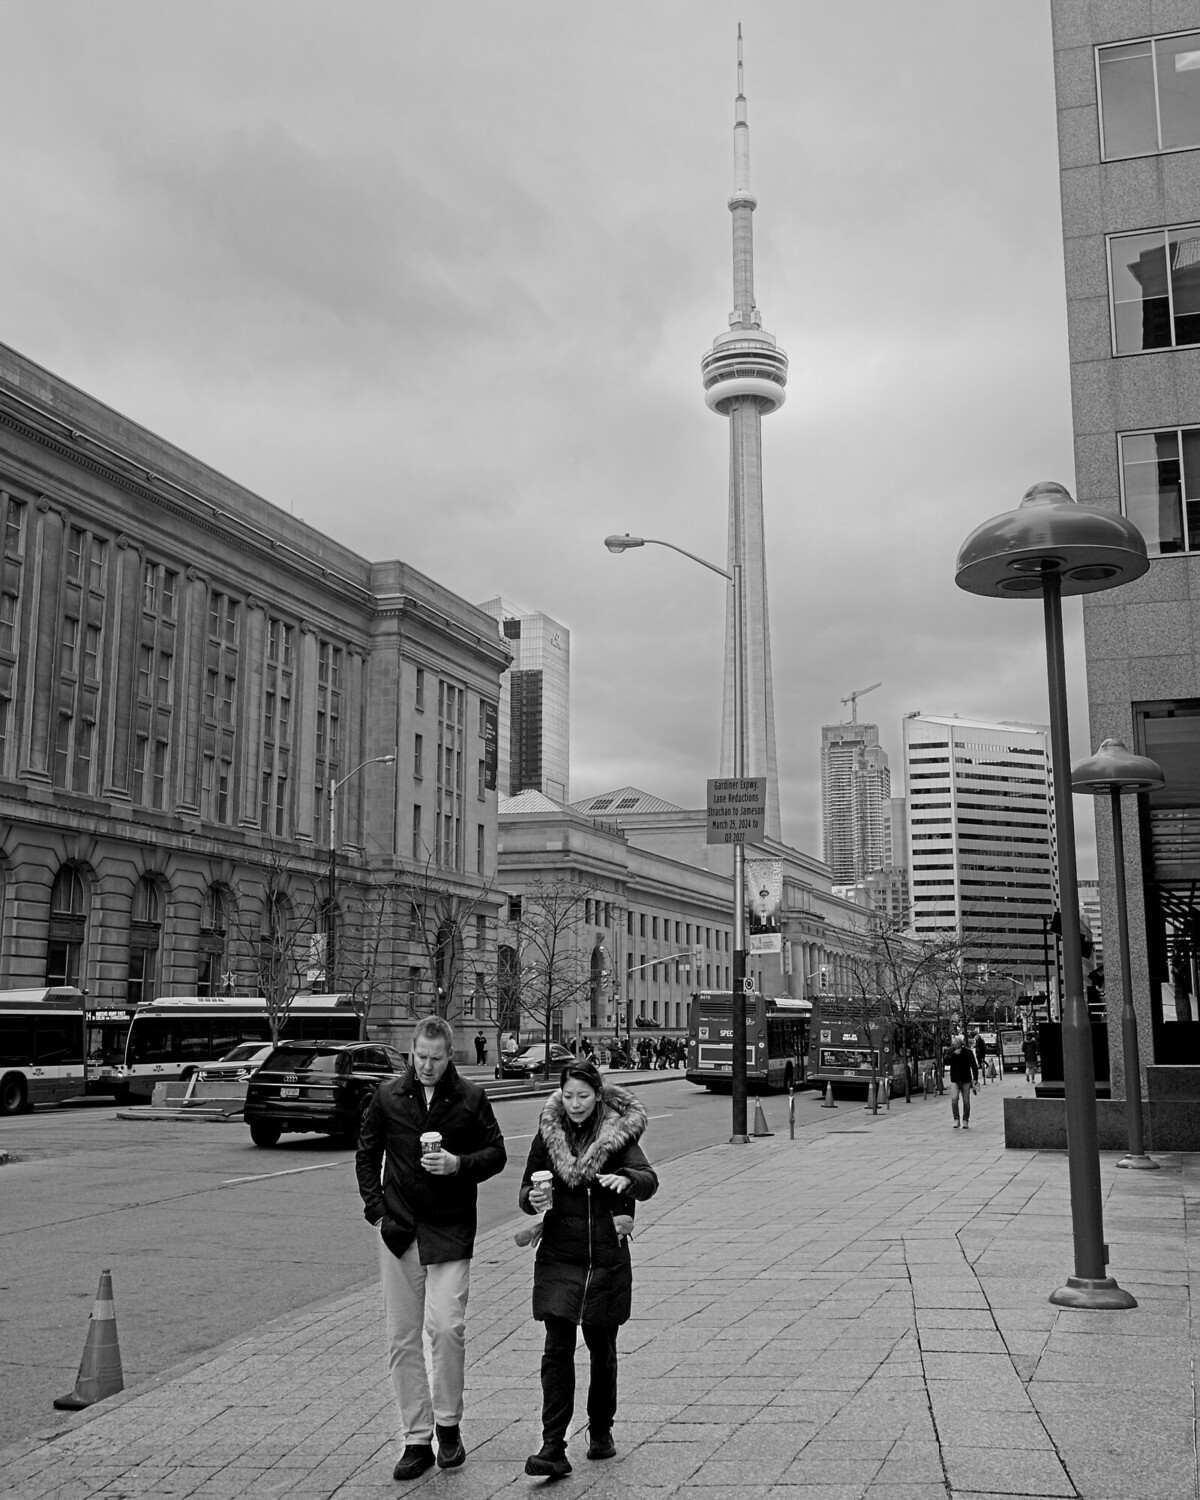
[389,842,499,1027]
[230,846,323,1045]
[502,876,598,1080]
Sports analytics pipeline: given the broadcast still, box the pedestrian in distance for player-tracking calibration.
[518,1058,658,1478]
[1023,1032,1039,1084]
[973,1032,988,1084]
[948,1034,980,1129]
[355,1015,506,1482]
[474,1030,487,1065]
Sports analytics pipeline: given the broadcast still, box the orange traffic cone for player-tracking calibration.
[54,1269,124,1410]
[820,1082,837,1108]
[752,1098,773,1136]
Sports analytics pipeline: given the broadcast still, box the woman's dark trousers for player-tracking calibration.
[540,1316,618,1447]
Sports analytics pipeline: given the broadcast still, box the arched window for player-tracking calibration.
[198,884,230,996]
[46,865,87,986]
[128,875,163,1005]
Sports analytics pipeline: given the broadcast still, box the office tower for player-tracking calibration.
[478,598,570,802]
[702,28,788,840]
[1049,6,1200,1053]
[903,713,1057,975]
[821,723,891,883]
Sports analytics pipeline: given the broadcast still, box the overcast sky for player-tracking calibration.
[0,1,1099,872]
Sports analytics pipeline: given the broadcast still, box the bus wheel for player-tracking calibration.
[0,1073,28,1115]
[250,1120,282,1147]
[783,1064,794,1093]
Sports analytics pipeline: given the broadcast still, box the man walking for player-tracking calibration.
[1023,1032,1039,1085]
[947,1034,979,1130]
[357,1016,506,1480]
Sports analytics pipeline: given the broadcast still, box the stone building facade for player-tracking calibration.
[0,342,509,1047]
[1051,2,1200,1084]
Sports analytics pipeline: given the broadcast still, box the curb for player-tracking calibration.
[114,1106,244,1123]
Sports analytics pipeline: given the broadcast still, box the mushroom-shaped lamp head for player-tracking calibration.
[1072,737,1165,796]
[955,482,1149,598]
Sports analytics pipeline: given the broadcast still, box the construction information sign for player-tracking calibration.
[706,776,767,845]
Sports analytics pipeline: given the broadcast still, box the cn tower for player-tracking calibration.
[701,26,788,841]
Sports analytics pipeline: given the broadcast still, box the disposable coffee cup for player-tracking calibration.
[420,1131,442,1158]
[531,1170,553,1206]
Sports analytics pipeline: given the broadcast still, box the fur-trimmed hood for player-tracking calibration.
[538,1084,648,1189]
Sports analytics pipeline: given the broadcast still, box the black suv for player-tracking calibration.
[243,1041,407,1147]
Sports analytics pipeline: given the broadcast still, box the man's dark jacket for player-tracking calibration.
[356,1060,505,1263]
[947,1045,979,1087]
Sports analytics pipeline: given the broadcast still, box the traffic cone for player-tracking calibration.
[820,1082,837,1108]
[54,1270,124,1410]
[752,1098,773,1136]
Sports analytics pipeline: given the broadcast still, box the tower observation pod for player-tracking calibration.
[702,26,787,841]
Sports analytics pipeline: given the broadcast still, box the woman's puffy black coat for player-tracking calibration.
[519,1084,658,1327]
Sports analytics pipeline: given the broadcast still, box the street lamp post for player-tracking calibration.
[1071,738,1165,1171]
[605,532,751,1142]
[956,480,1147,1310]
[327,753,397,991]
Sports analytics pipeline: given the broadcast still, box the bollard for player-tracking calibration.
[788,1087,795,1140]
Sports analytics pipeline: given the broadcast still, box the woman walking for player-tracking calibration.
[518,1059,658,1478]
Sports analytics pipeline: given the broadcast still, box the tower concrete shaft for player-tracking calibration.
[701,26,787,841]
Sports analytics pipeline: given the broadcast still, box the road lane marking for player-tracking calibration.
[221,1160,352,1186]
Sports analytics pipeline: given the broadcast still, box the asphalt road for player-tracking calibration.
[1,1074,826,1448]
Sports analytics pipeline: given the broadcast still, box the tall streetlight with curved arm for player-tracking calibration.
[327,753,397,990]
[604,532,751,1143]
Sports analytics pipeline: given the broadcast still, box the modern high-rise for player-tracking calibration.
[478,598,569,802]
[703,28,788,841]
[1049,4,1200,1073]
[821,722,891,884]
[903,713,1057,975]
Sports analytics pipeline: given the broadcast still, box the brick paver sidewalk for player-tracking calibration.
[3,1083,1196,1499]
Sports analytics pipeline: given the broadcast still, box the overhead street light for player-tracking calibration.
[328,753,397,991]
[1072,737,1165,1172]
[604,532,752,1143]
[956,480,1147,1310]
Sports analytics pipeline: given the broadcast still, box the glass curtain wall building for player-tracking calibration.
[477,598,570,803]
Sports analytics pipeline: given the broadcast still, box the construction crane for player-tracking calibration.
[841,682,881,723]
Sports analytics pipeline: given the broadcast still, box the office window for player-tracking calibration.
[475,913,486,950]
[1098,32,1200,160]
[1109,225,1200,353]
[415,667,425,710]
[414,733,423,779]
[1119,426,1200,554]
[412,804,423,860]
[627,911,633,936]
[639,914,646,938]
[651,916,658,940]
[476,823,485,875]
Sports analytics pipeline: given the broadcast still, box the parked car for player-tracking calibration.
[243,1041,407,1147]
[495,1042,575,1080]
[197,1042,274,1085]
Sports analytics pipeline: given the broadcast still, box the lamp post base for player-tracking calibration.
[728,1133,751,1145]
[1117,1153,1160,1171]
[1049,1276,1137,1310]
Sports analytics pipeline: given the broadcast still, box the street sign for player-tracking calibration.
[706,776,767,845]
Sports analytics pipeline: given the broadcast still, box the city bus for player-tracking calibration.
[0,988,87,1113]
[685,990,811,1093]
[85,1002,138,1097]
[119,994,364,1102]
[806,996,894,1096]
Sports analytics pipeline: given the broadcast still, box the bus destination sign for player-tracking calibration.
[705,776,767,845]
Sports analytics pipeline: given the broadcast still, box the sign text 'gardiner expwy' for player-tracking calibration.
[706,776,767,845]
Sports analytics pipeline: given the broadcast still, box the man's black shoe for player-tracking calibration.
[586,1428,616,1460]
[393,1444,436,1481]
[524,1443,572,1478]
[436,1424,466,1469]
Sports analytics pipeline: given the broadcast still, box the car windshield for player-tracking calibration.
[518,1046,546,1060]
[261,1046,346,1074]
[218,1043,266,1064]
